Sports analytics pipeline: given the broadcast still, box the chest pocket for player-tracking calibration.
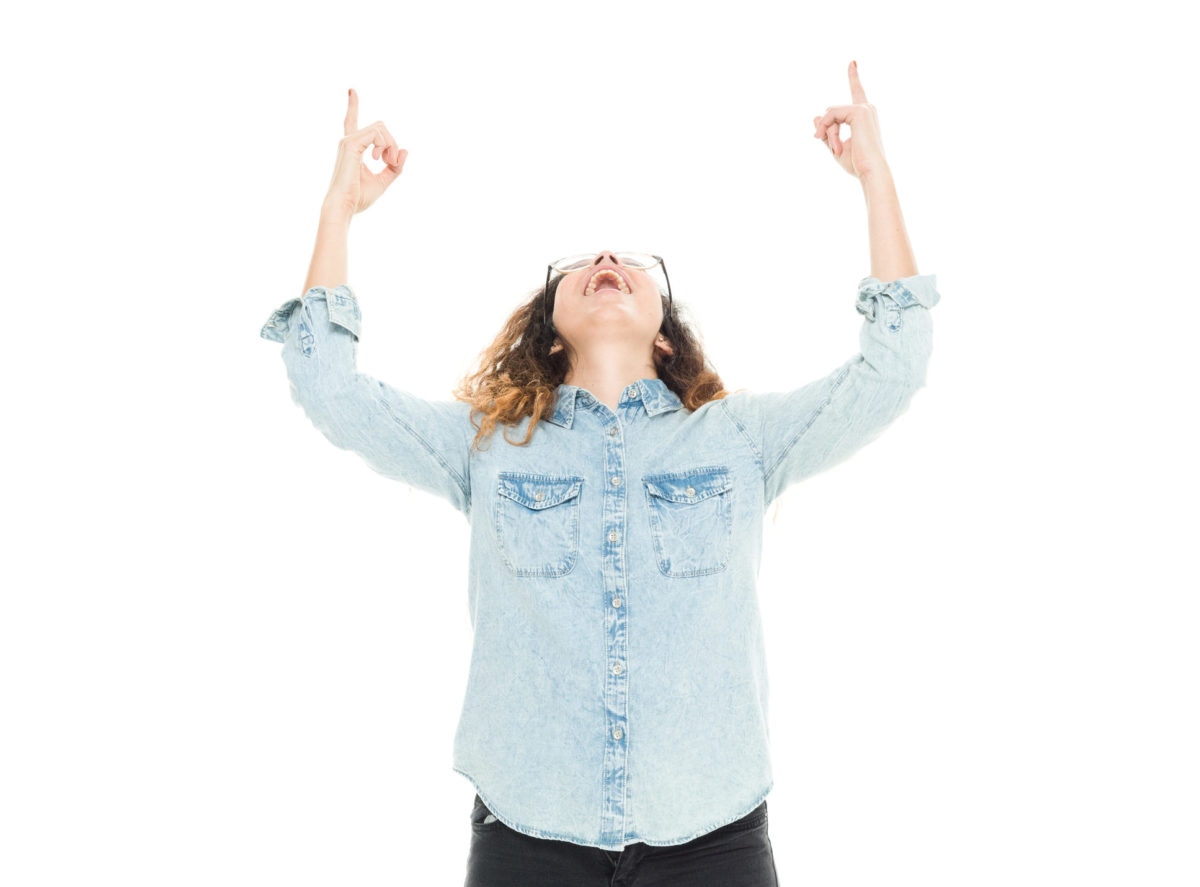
[494,472,584,578]
[643,466,733,578]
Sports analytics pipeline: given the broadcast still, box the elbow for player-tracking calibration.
[892,347,933,411]
[879,373,924,426]
[285,361,364,453]
[905,353,932,393]
[860,355,928,428]
[861,341,931,401]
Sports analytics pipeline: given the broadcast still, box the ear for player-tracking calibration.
[549,339,565,355]
[654,334,675,357]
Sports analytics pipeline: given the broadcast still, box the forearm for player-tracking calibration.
[264,288,473,512]
[302,206,353,294]
[860,167,918,282]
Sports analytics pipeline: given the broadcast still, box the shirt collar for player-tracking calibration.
[547,378,684,428]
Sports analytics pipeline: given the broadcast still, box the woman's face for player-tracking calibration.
[551,251,665,355]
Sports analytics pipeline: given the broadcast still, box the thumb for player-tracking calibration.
[369,148,408,192]
[381,148,408,181]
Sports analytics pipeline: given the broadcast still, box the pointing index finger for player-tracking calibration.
[848,60,868,104]
[344,88,358,136]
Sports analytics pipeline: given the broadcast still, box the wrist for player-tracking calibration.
[858,164,895,194]
[319,196,355,228]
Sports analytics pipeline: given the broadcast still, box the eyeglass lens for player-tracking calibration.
[553,253,659,272]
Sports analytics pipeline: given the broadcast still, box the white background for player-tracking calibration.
[3,1,1197,884]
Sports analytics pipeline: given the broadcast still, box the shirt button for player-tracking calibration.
[611,476,622,487]
[612,596,623,608]
[608,426,618,436]
[608,531,619,543]
[626,386,638,399]
[685,486,695,497]
[612,662,624,676]
[612,727,624,741]
[534,491,545,502]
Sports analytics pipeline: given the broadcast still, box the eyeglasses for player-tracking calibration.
[550,252,664,273]
[544,252,673,331]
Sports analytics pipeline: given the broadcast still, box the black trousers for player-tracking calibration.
[465,796,779,887]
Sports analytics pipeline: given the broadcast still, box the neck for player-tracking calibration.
[564,343,658,410]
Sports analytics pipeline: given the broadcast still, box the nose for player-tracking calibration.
[593,250,621,266]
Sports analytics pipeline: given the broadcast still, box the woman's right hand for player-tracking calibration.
[322,88,407,221]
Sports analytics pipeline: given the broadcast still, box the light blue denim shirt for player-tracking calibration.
[261,274,939,850]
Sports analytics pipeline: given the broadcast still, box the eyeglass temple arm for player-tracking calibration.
[544,259,671,329]
[658,257,673,314]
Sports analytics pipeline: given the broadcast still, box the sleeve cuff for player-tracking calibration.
[259,285,361,343]
[856,274,940,331]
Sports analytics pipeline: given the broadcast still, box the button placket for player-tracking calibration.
[597,403,630,846]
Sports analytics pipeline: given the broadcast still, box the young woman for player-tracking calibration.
[262,62,939,886]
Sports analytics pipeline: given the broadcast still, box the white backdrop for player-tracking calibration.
[3,1,1197,884]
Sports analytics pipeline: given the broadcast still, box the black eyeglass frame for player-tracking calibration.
[543,254,673,334]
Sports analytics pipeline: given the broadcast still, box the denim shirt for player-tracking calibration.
[261,274,939,850]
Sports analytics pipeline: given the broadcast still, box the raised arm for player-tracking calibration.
[723,62,938,504]
[813,60,918,283]
[263,90,474,512]
[304,88,407,293]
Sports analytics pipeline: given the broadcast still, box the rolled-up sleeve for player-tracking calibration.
[261,286,475,513]
[720,274,940,505]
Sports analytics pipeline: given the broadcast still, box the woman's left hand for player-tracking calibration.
[813,61,888,181]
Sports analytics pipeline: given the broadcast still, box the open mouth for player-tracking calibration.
[584,268,632,296]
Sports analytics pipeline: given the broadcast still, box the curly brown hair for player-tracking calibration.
[454,275,727,448]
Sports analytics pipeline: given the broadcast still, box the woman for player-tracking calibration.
[262,61,939,886]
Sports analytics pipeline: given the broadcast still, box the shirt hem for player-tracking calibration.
[633,785,774,847]
[454,767,773,851]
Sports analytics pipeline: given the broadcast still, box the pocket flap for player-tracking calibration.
[497,473,584,510]
[643,467,731,504]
